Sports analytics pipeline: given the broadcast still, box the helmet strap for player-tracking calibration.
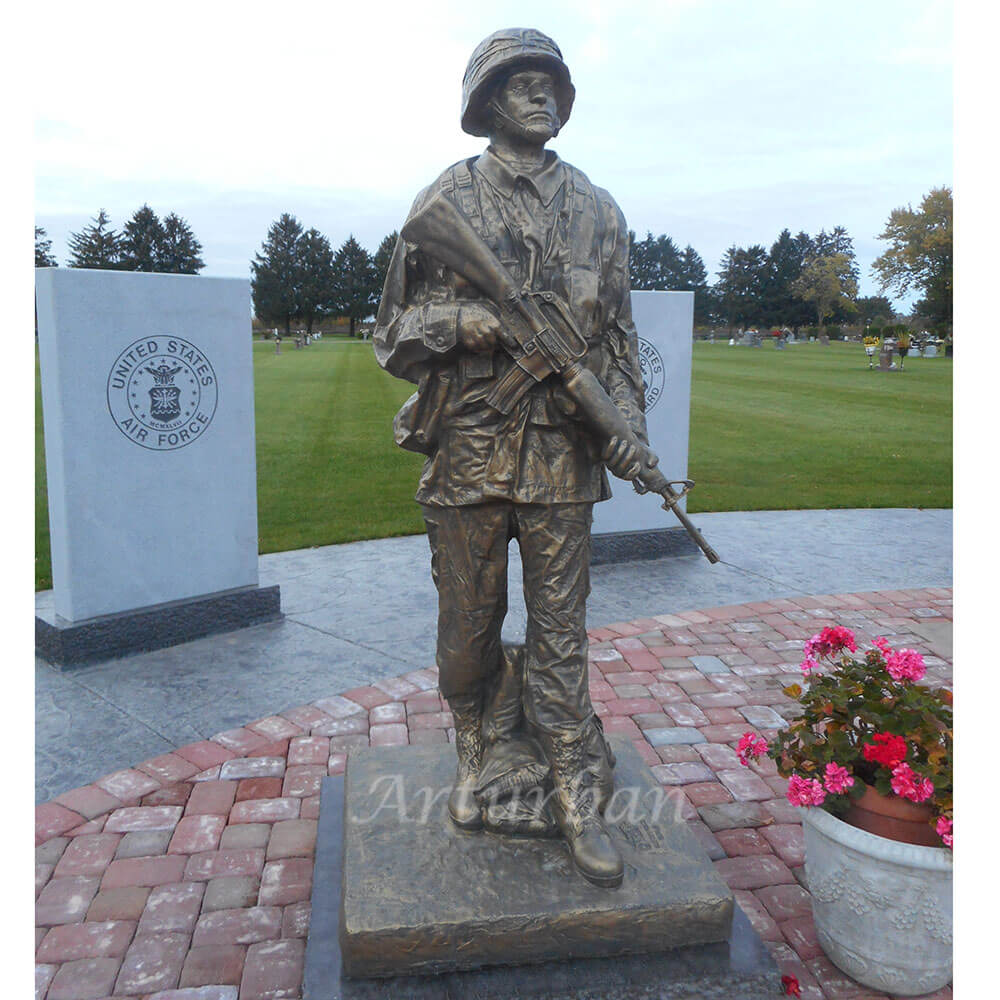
[488,100,560,143]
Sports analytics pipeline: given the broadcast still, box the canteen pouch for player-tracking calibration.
[393,369,450,455]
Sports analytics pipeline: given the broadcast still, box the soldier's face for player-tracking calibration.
[494,69,559,144]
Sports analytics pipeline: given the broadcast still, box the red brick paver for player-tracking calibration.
[35,589,953,999]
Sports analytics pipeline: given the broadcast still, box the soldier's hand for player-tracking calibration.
[602,436,657,483]
[457,303,504,353]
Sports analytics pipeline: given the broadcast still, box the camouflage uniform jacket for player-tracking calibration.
[373,147,648,507]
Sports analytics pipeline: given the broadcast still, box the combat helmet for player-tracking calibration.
[461,28,575,137]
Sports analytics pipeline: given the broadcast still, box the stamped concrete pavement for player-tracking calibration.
[36,507,951,802]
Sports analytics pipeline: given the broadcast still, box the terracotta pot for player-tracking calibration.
[843,781,939,847]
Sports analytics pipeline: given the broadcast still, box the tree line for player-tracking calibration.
[628,186,950,336]
[630,187,952,338]
[37,185,951,338]
[35,206,205,273]
[251,214,395,338]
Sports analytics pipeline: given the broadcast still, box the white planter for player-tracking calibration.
[802,807,952,996]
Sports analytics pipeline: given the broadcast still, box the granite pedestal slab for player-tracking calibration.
[35,584,281,668]
[590,527,701,565]
[304,739,779,998]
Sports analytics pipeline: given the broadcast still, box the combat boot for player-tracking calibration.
[541,726,624,888]
[446,691,485,830]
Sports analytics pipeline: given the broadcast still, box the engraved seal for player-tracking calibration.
[637,337,665,412]
[107,337,218,450]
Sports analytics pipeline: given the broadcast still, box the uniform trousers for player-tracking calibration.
[422,501,594,735]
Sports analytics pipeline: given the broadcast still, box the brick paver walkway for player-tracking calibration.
[35,588,953,1000]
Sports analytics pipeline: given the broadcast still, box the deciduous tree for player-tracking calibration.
[67,209,121,269]
[791,252,858,329]
[872,186,952,336]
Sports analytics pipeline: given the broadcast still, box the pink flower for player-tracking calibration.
[872,636,892,656]
[803,626,857,662]
[885,648,926,683]
[823,762,855,794]
[800,655,820,677]
[936,814,953,848]
[890,762,934,803]
[737,732,769,766]
[787,774,827,807]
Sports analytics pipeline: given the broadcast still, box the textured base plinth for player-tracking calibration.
[35,585,282,668]
[590,528,701,565]
[304,738,778,996]
[305,744,778,998]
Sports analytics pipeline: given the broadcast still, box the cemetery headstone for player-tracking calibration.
[820,334,830,345]
[924,343,938,358]
[35,268,280,667]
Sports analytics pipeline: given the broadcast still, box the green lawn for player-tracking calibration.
[34,337,951,591]
[687,340,951,513]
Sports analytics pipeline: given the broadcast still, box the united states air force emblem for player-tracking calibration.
[637,337,665,413]
[107,337,218,450]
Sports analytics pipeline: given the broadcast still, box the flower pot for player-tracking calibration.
[802,807,952,996]
[844,782,940,846]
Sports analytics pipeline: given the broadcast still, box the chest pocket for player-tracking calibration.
[460,354,494,380]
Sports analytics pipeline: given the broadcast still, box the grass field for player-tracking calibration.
[34,337,951,591]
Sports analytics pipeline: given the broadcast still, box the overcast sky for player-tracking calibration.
[34,0,952,307]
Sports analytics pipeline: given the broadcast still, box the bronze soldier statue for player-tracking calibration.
[374,28,659,889]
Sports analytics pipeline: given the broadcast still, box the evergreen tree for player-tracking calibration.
[119,204,166,271]
[35,226,58,267]
[713,244,769,331]
[372,231,398,310]
[760,229,812,330]
[67,209,121,269]
[332,235,378,337]
[677,245,710,325]
[251,214,304,337]
[855,295,896,327]
[628,231,683,290]
[158,213,205,273]
[298,228,335,335]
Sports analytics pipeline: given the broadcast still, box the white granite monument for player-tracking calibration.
[35,268,280,666]
[590,290,697,561]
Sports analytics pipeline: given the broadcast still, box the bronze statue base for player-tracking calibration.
[337,738,734,979]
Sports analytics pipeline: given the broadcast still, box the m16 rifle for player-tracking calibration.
[400,193,720,564]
